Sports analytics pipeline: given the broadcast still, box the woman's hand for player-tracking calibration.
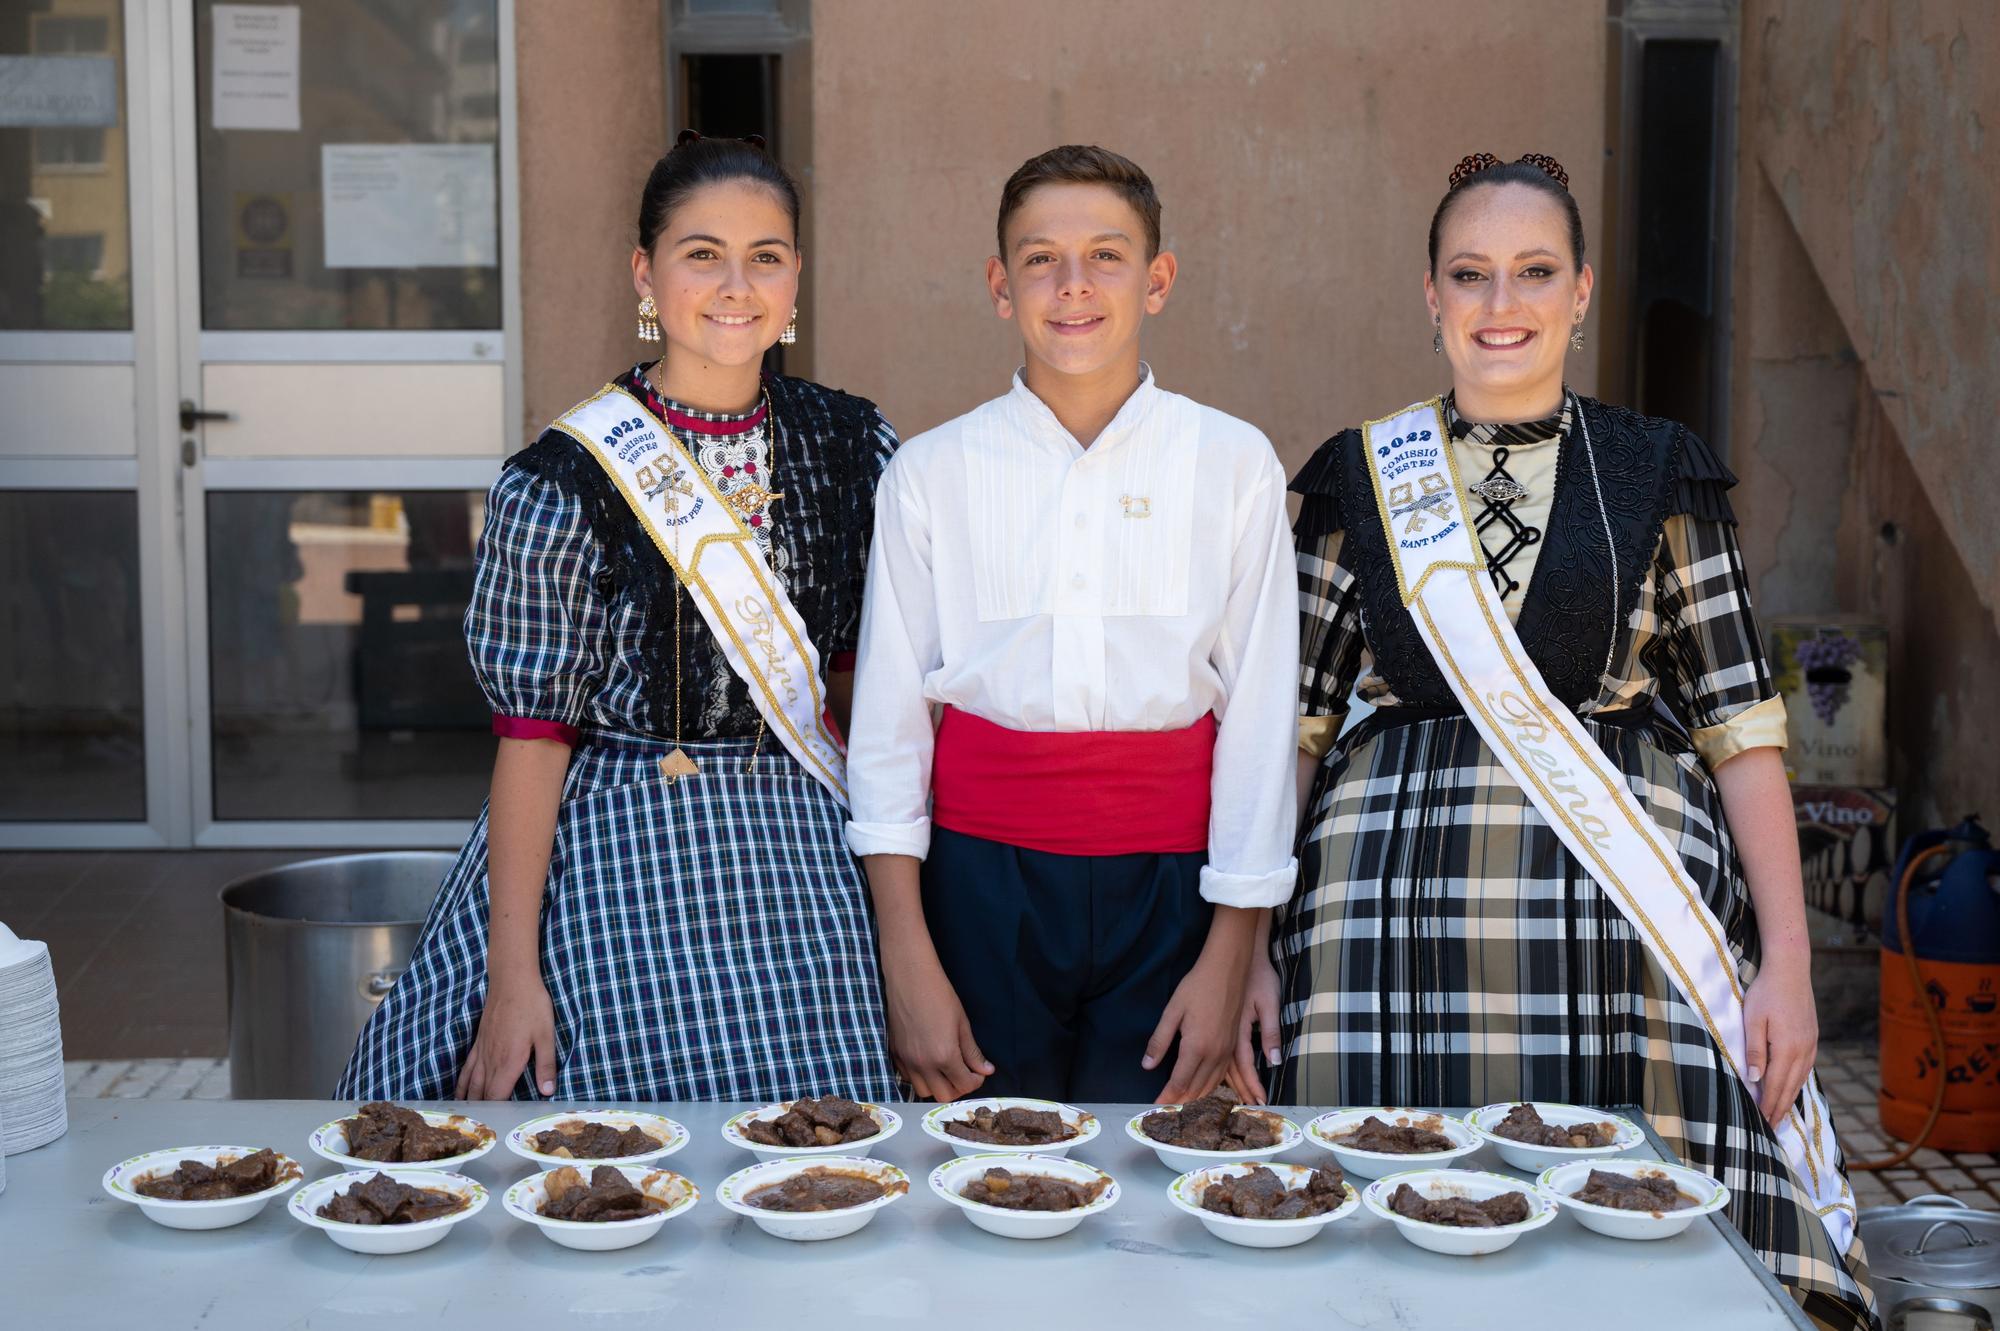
[455,969,558,1100]
[882,951,993,1101]
[1228,951,1282,1105]
[1742,952,1818,1125]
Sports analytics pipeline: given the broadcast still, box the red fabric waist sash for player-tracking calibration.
[930,706,1214,857]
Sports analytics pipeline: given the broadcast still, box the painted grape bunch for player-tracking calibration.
[1792,631,1863,725]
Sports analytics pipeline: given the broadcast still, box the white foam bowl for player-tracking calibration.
[1304,1108,1483,1180]
[1167,1162,1358,1249]
[289,1169,487,1254]
[309,1106,497,1172]
[1536,1159,1730,1240]
[715,1155,908,1241]
[921,1097,1099,1159]
[929,1152,1120,1240]
[1361,1168,1558,1256]
[101,1146,305,1230]
[502,1165,699,1251]
[504,1110,688,1168]
[1125,1106,1303,1175]
[720,1102,902,1160]
[1463,1102,1644,1173]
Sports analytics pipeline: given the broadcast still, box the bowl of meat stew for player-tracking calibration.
[721,1095,900,1159]
[505,1110,687,1168]
[101,1146,305,1230]
[1535,1159,1730,1240]
[502,1164,699,1250]
[309,1101,496,1172]
[1167,1161,1358,1249]
[921,1097,1098,1159]
[1463,1102,1643,1173]
[1361,1168,1558,1256]
[1127,1093,1303,1174]
[929,1153,1120,1239]
[1304,1108,1482,1179]
[289,1169,486,1254]
[715,1155,910,1241]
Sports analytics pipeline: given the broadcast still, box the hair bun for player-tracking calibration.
[742,133,768,152]
[1448,152,1502,189]
[1515,152,1569,189]
[674,128,704,149]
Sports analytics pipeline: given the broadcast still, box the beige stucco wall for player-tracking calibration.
[808,0,1605,470]
[1731,0,2000,824]
[1735,0,2000,628]
[516,0,667,444]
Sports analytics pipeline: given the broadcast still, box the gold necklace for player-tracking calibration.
[645,362,772,779]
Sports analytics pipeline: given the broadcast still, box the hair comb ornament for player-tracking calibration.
[1515,152,1569,189]
[675,128,704,149]
[1448,152,1503,188]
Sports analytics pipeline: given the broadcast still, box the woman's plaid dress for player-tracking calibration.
[1279,396,1872,1331]
[337,366,899,1105]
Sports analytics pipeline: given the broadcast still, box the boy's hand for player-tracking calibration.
[1228,951,1282,1105]
[1144,907,1256,1103]
[882,949,993,1101]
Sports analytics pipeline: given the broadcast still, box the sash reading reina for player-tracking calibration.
[1362,398,1853,1249]
[553,384,848,805]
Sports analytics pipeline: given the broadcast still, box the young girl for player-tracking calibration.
[1253,152,1869,1329]
[338,133,899,1104]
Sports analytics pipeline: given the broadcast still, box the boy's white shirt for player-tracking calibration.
[844,365,1300,907]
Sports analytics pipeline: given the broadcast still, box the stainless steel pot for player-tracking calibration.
[1864,1195,2000,1328]
[220,852,451,1099]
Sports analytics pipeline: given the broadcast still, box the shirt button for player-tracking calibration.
[1071,574,1086,589]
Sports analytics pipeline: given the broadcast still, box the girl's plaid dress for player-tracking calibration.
[337,365,899,1104]
[1280,396,1872,1331]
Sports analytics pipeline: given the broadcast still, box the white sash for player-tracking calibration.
[1362,398,1853,1249]
[553,384,849,804]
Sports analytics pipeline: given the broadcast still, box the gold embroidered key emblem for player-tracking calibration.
[1389,474,1453,534]
[637,462,696,513]
[1120,495,1151,519]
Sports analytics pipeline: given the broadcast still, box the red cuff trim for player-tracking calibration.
[491,715,580,746]
[829,651,856,672]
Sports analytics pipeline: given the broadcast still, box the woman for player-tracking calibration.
[338,132,900,1105]
[1248,153,1871,1329]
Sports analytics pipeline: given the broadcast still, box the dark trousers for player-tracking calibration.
[920,827,1212,1102]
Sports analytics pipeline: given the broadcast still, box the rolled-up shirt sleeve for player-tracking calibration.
[1654,512,1788,771]
[469,463,608,747]
[844,455,940,859]
[1200,455,1302,907]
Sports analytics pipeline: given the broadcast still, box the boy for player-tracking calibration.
[845,145,1297,1104]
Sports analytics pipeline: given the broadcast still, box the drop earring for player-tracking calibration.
[779,307,798,346]
[1570,317,1585,352]
[636,294,660,343]
[1432,316,1443,356]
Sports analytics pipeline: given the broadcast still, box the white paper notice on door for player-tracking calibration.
[0,56,119,128]
[322,144,499,269]
[212,4,300,132]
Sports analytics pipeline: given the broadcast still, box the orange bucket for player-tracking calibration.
[1878,949,2000,1152]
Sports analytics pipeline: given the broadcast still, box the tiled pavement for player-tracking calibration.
[59,1042,2000,1214]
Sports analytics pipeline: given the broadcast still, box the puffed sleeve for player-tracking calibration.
[827,406,900,672]
[1291,432,1368,758]
[1650,511,1789,768]
[466,460,610,746]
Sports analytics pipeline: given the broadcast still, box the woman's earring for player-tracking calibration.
[637,294,660,343]
[779,307,798,346]
[1570,317,1585,352]
[1432,317,1443,356]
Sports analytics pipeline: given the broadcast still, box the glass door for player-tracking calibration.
[176,0,518,846]
[0,0,176,846]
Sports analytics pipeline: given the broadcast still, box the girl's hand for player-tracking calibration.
[1742,953,1818,1125]
[455,969,558,1100]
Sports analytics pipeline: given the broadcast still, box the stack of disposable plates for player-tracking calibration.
[0,922,65,1155]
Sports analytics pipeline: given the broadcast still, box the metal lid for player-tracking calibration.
[1862,1196,2000,1290]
